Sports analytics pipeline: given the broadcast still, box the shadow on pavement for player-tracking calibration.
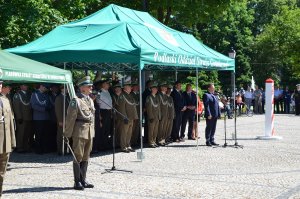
[3,186,73,194]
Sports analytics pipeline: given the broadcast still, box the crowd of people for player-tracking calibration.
[2,79,299,156]
[1,77,300,191]
[232,84,300,115]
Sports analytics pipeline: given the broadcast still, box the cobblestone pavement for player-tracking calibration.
[3,114,300,199]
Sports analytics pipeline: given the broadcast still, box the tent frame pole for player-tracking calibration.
[196,68,199,149]
[138,63,145,160]
[62,62,66,156]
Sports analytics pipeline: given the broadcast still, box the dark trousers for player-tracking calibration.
[296,102,300,115]
[93,108,101,152]
[49,121,57,152]
[284,100,290,114]
[205,118,218,143]
[99,109,112,150]
[181,110,194,138]
[34,120,50,154]
[171,111,182,140]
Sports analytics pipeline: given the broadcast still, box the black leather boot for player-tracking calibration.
[80,161,94,188]
[73,161,84,190]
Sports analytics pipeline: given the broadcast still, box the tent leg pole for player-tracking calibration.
[175,70,178,81]
[62,62,66,156]
[196,68,199,149]
[138,67,144,161]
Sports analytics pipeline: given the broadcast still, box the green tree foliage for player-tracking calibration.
[252,1,300,87]
[198,0,254,89]
[0,0,65,49]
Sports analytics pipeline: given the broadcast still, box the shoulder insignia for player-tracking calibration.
[70,99,77,107]
[14,95,18,99]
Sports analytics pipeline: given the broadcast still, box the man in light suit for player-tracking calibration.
[0,80,16,197]
[203,83,221,146]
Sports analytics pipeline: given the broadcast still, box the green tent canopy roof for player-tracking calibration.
[7,4,234,71]
[0,50,72,83]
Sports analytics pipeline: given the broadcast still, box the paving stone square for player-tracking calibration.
[3,114,300,199]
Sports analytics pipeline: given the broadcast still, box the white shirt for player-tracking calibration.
[97,89,112,109]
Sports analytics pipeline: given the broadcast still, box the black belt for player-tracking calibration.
[100,109,112,112]
[76,119,92,123]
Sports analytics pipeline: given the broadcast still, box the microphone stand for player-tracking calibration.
[223,102,243,148]
[95,93,132,174]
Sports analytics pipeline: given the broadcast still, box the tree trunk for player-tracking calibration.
[164,6,172,25]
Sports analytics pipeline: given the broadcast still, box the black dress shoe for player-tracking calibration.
[74,181,84,190]
[188,137,196,140]
[121,148,130,153]
[81,181,94,188]
[206,142,212,146]
[211,142,219,146]
[128,147,135,152]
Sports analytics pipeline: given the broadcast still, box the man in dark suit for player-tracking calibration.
[181,84,197,140]
[171,81,186,142]
[203,83,221,146]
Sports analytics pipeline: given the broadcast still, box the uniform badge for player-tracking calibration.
[14,95,18,99]
[70,99,77,107]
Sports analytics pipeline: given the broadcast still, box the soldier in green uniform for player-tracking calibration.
[130,81,140,147]
[13,84,33,153]
[145,82,161,148]
[157,82,169,146]
[55,85,70,155]
[118,81,138,153]
[112,83,123,148]
[0,80,16,197]
[65,76,95,190]
[166,84,175,144]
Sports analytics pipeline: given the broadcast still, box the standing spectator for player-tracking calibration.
[0,80,16,196]
[142,80,152,143]
[261,87,265,113]
[171,81,186,142]
[294,84,300,115]
[118,82,138,152]
[55,85,70,155]
[203,83,221,146]
[49,84,59,152]
[181,84,197,140]
[30,84,51,154]
[111,83,122,148]
[157,82,168,146]
[130,82,140,147]
[236,93,244,115]
[165,84,175,144]
[145,82,161,148]
[13,84,33,153]
[192,94,203,140]
[253,85,263,114]
[97,79,113,150]
[244,86,253,110]
[283,86,291,114]
[274,85,283,113]
[91,78,102,153]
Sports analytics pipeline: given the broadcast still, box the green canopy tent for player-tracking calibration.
[0,50,74,155]
[7,4,235,157]
[0,50,72,84]
[6,4,234,71]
